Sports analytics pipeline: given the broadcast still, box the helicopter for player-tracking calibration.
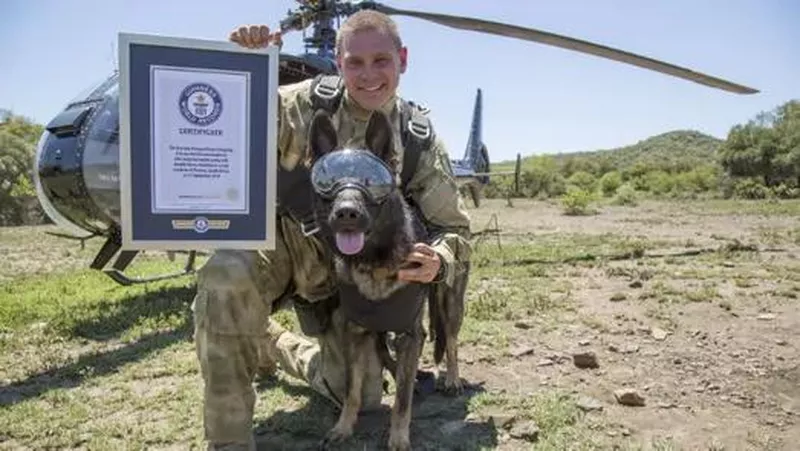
[32,0,758,286]
[450,87,521,208]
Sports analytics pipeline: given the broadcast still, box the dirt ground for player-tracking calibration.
[456,198,800,450]
[0,197,798,450]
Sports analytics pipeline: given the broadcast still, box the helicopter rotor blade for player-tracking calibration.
[366,3,758,95]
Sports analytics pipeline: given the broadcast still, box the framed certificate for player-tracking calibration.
[118,32,278,250]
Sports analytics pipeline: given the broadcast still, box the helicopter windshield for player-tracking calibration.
[65,71,119,106]
[34,71,123,235]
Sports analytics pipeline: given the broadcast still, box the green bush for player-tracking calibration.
[567,170,597,193]
[561,188,595,215]
[610,183,638,206]
[733,178,771,199]
[599,171,622,196]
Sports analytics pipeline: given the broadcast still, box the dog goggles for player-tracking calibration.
[310,149,395,202]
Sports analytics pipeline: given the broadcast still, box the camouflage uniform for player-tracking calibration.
[191,77,472,449]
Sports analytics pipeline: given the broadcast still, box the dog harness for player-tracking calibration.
[338,278,429,333]
[276,74,434,237]
[275,74,436,333]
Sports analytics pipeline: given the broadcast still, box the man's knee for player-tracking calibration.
[193,250,271,337]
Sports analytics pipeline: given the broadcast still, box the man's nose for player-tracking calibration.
[358,65,377,80]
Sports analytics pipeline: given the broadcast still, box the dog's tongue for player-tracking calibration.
[335,231,365,255]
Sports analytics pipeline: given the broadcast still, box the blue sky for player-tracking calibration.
[1,0,797,163]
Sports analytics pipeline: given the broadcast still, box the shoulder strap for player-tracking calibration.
[308,76,433,196]
[309,74,344,114]
[399,99,433,196]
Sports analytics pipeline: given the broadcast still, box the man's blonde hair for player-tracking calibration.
[335,10,403,54]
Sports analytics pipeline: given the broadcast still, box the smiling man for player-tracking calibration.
[193,10,472,450]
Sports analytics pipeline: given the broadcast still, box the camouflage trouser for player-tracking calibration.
[191,215,385,447]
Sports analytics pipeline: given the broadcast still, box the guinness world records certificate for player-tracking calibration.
[118,32,278,250]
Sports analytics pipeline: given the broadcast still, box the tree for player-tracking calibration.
[0,110,45,225]
[719,99,800,192]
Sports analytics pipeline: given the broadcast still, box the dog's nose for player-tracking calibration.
[334,203,361,221]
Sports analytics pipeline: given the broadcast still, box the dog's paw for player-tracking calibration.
[318,425,352,450]
[443,376,464,396]
[436,374,464,396]
[387,433,411,451]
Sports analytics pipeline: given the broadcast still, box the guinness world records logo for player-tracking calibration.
[179,82,222,126]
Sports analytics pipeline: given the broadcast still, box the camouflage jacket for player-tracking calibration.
[276,78,472,286]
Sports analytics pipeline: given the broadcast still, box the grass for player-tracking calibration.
[0,224,600,450]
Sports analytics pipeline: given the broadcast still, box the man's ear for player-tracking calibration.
[398,46,408,74]
[365,111,394,167]
[308,110,338,161]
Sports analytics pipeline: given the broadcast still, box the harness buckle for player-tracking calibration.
[407,117,431,140]
[313,76,341,100]
[300,217,320,236]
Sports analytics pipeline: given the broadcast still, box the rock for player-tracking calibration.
[510,346,535,358]
[776,339,788,346]
[610,293,627,302]
[509,420,539,442]
[578,339,591,346]
[614,388,646,406]
[757,313,776,321]
[651,327,668,341]
[514,321,534,329]
[629,280,643,288]
[537,358,554,367]
[619,344,639,354]
[576,396,604,412]
[488,413,516,429]
[573,351,599,369]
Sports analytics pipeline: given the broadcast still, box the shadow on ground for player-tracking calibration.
[0,285,195,408]
[67,282,197,340]
[253,376,498,451]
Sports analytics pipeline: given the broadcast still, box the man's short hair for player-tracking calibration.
[335,10,403,55]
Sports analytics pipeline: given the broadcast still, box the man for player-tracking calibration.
[193,10,472,450]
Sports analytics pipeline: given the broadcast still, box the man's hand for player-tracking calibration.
[229,25,283,49]
[397,243,442,283]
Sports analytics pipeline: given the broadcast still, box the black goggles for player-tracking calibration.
[310,149,395,201]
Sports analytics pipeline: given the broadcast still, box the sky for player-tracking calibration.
[1,0,798,163]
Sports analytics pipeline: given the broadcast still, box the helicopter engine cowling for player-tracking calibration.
[34,53,336,239]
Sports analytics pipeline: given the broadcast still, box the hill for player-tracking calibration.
[484,129,728,203]
[492,129,723,175]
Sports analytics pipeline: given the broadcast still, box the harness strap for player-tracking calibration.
[399,99,433,200]
[283,74,346,236]
[294,75,434,235]
[310,74,344,113]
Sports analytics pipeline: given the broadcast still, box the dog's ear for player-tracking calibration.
[365,111,395,167]
[308,110,338,161]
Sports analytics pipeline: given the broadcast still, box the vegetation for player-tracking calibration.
[485,99,800,211]
[0,108,46,226]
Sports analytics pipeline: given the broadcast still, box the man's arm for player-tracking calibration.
[406,133,472,287]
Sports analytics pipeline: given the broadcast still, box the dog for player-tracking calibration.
[306,108,466,450]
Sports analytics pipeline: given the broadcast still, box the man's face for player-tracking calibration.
[337,28,407,111]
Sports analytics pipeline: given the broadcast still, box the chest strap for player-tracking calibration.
[338,282,427,333]
[283,74,434,236]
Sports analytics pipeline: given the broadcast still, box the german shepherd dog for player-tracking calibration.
[306,109,466,450]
